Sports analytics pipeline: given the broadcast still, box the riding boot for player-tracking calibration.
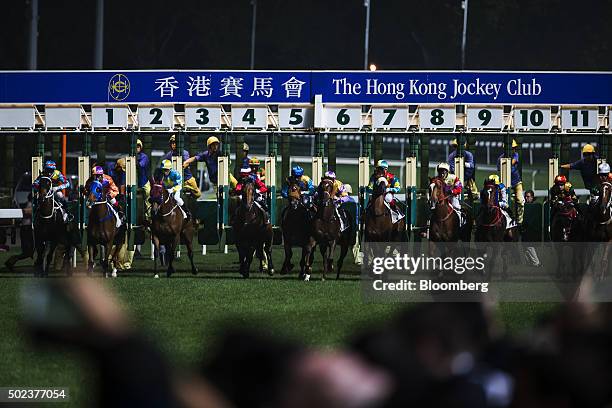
[181,205,191,220]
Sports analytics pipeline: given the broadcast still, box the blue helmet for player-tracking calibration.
[44,160,57,170]
[291,166,304,177]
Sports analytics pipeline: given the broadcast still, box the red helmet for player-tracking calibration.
[554,175,567,185]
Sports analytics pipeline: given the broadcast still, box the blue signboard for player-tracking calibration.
[0,70,611,105]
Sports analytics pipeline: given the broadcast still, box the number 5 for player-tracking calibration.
[289,108,303,125]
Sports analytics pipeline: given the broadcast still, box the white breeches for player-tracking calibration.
[450,196,461,210]
[171,189,184,206]
[384,192,393,203]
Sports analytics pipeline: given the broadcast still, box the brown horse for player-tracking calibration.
[475,185,518,242]
[280,180,315,276]
[364,172,406,243]
[149,182,198,278]
[428,178,472,242]
[303,178,352,281]
[33,176,69,276]
[232,178,274,278]
[86,180,121,278]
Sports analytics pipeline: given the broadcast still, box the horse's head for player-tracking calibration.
[36,176,53,202]
[600,182,612,212]
[428,177,447,208]
[481,184,497,208]
[88,180,104,203]
[242,178,255,209]
[373,176,388,196]
[317,178,334,206]
[149,180,168,214]
[287,180,303,209]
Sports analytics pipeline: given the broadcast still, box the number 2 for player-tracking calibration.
[150,108,162,125]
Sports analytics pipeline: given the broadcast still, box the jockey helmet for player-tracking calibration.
[376,160,389,169]
[291,166,304,177]
[242,143,249,151]
[554,175,567,185]
[488,174,501,185]
[598,162,610,174]
[169,134,176,143]
[240,167,251,175]
[582,144,595,154]
[136,139,143,147]
[93,166,104,175]
[324,170,336,179]
[249,157,261,166]
[450,138,466,147]
[512,139,518,148]
[44,160,57,170]
[161,159,173,170]
[207,136,220,146]
[436,163,450,173]
[115,158,126,171]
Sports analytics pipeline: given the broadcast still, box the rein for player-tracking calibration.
[429,180,454,222]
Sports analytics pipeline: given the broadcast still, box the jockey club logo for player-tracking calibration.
[108,73,130,101]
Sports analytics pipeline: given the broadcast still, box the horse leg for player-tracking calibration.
[237,244,249,278]
[152,236,161,278]
[336,241,349,280]
[246,247,255,277]
[166,240,177,278]
[301,238,316,281]
[34,239,44,277]
[108,240,119,278]
[44,241,57,277]
[319,243,328,281]
[281,236,294,274]
[185,236,198,275]
[265,236,274,276]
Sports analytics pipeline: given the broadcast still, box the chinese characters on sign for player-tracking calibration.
[151,73,309,101]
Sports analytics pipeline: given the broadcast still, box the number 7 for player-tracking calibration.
[382,109,396,126]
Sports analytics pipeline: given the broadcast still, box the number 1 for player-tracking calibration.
[106,108,114,125]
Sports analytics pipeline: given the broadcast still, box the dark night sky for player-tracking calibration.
[1,0,611,71]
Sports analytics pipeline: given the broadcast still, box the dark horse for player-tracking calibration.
[87,180,121,277]
[303,179,353,281]
[475,185,518,280]
[364,169,406,243]
[33,176,68,276]
[586,182,612,279]
[550,198,587,282]
[475,185,519,242]
[280,180,315,276]
[232,178,274,278]
[428,178,472,242]
[149,181,198,278]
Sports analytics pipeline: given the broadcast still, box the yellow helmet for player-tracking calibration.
[249,157,260,166]
[582,144,595,154]
[242,142,250,151]
[207,136,220,147]
[512,139,518,148]
[161,159,173,170]
[115,158,126,170]
[169,134,176,143]
[136,139,143,147]
[488,174,500,185]
[450,138,458,146]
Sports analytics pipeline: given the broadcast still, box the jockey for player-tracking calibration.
[248,157,266,183]
[589,162,611,204]
[281,166,315,198]
[434,162,463,225]
[481,174,514,229]
[367,160,403,221]
[320,170,350,231]
[88,166,120,208]
[235,167,269,223]
[549,175,578,205]
[160,159,190,218]
[32,160,71,220]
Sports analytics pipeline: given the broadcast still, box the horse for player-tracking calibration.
[149,181,198,278]
[33,176,68,276]
[232,178,274,278]
[586,181,612,278]
[302,178,353,281]
[428,178,472,242]
[475,185,518,242]
[475,185,519,280]
[280,180,315,276]
[86,180,122,277]
[364,171,406,243]
[550,198,587,282]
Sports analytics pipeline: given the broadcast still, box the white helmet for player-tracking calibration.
[437,163,450,172]
[598,162,610,175]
